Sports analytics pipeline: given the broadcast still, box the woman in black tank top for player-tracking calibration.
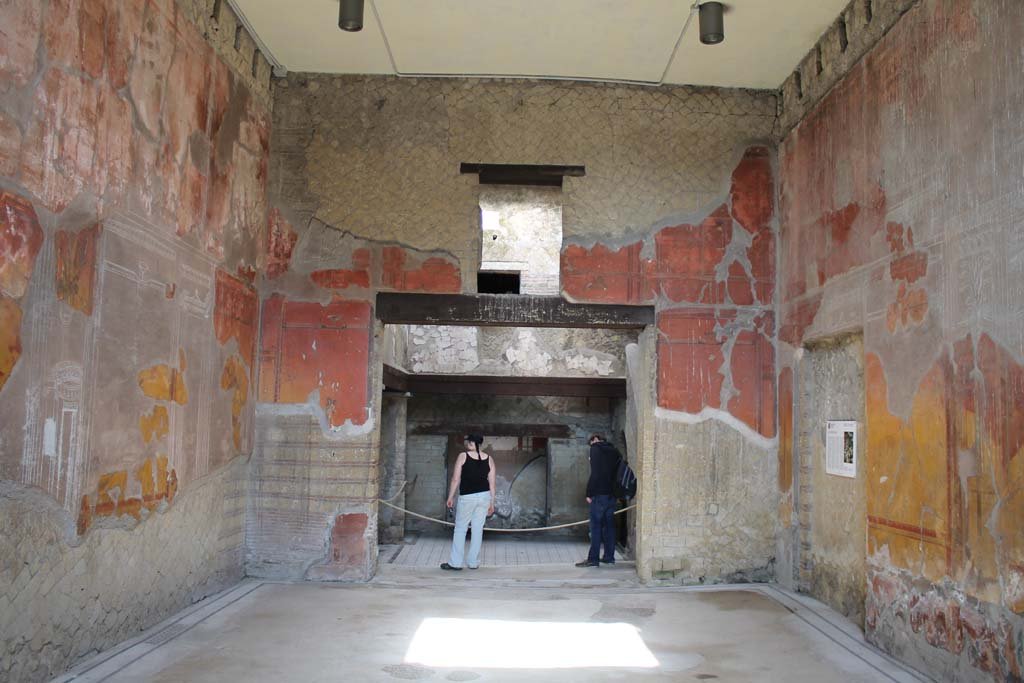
[441,434,496,571]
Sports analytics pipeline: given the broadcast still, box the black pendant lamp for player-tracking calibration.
[339,0,364,32]
[699,2,725,45]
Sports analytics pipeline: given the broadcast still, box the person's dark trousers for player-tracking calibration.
[587,494,617,563]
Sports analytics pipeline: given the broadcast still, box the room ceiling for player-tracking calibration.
[234,0,849,90]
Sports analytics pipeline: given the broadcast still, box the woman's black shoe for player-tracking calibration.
[440,563,462,571]
[575,560,600,567]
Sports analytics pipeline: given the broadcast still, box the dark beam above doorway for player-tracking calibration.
[383,364,626,399]
[459,163,585,187]
[410,423,572,438]
[376,293,653,329]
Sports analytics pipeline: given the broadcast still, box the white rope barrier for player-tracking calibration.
[378,498,636,532]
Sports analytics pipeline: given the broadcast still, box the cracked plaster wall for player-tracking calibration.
[268,74,776,289]
[562,145,780,584]
[0,0,269,680]
[406,325,632,378]
[260,75,778,586]
[778,0,1024,679]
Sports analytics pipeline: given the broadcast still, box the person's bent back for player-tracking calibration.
[576,434,622,568]
[586,438,621,499]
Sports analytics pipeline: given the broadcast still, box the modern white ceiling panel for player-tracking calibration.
[664,0,854,88]
[234,0,851,89]
[235,0,393,75]
[372,0,691,83]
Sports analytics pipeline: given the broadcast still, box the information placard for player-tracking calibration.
[825,420,857,478]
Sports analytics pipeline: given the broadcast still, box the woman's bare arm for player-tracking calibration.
[486,453,496,515]
[446,453,466,508]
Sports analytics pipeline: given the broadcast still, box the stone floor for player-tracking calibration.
[382,533,595,567]
[55,565,931,683]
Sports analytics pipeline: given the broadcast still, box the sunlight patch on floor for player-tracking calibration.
[404,617,660,669]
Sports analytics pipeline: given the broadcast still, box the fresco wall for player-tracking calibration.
[0,0,269,679]
[777,0,1023,679]
[563,146,779,581]
[263,75,779,582]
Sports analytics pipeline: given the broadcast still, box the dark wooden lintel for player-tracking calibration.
[410,423,572,438]
[376,293,653,329]
[460,163,585,187]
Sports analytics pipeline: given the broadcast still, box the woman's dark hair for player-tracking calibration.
[464,434,484,451]
[589,433,605,443]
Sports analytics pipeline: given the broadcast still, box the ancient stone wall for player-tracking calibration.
[565,146,780,582]
[377,394,407,544]
[406,325,632,377]
[261,75,779,582]
[777,0,921,136]
[778,0,1024,679]
[268,75,776,287]
[0,1,269,679]
[404,434,449,535]
[246,408,378,580]
[795,335,867,626]
[178,0,275,109]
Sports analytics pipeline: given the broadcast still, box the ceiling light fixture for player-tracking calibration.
[698,2,725,45]
[339,0,364,32]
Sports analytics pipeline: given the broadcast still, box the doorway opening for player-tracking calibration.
[478,185,562,296]
[793,332,867,626]
[377,322,639,568]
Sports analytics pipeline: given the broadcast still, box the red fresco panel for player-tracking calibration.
[560,242,645,304]
[726,313,776,438]
[257,295,285,403]
[730,146,774,235]
[214,269,258,368]
[657,309,730,414]
[644,205,732,304]
[381,246,461,293]
[263,296,371,427]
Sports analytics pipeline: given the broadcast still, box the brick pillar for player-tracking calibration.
[405,434,449,533]
[378,394,408,543]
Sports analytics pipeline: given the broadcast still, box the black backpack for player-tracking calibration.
[613,458,637,500]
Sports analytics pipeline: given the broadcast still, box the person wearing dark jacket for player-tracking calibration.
[576,434,622,567]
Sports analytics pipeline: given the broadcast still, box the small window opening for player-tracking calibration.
[815,45,823,75]
[794,70,803,100]
[210,0,222,22]
[252,50,260,78]
[838,16,849,52]
[234,24,243,51]
[864,0,873,23]
[477,272,521,294]
[478,184,562,296]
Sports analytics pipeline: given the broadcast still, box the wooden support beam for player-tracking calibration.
[382,364,408,392]
[376,293,653,329]
[383,364,624,398]
[410,423,572,438]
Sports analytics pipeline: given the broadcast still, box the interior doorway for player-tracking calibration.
[793,333,867,625]
[374,290,653,574]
